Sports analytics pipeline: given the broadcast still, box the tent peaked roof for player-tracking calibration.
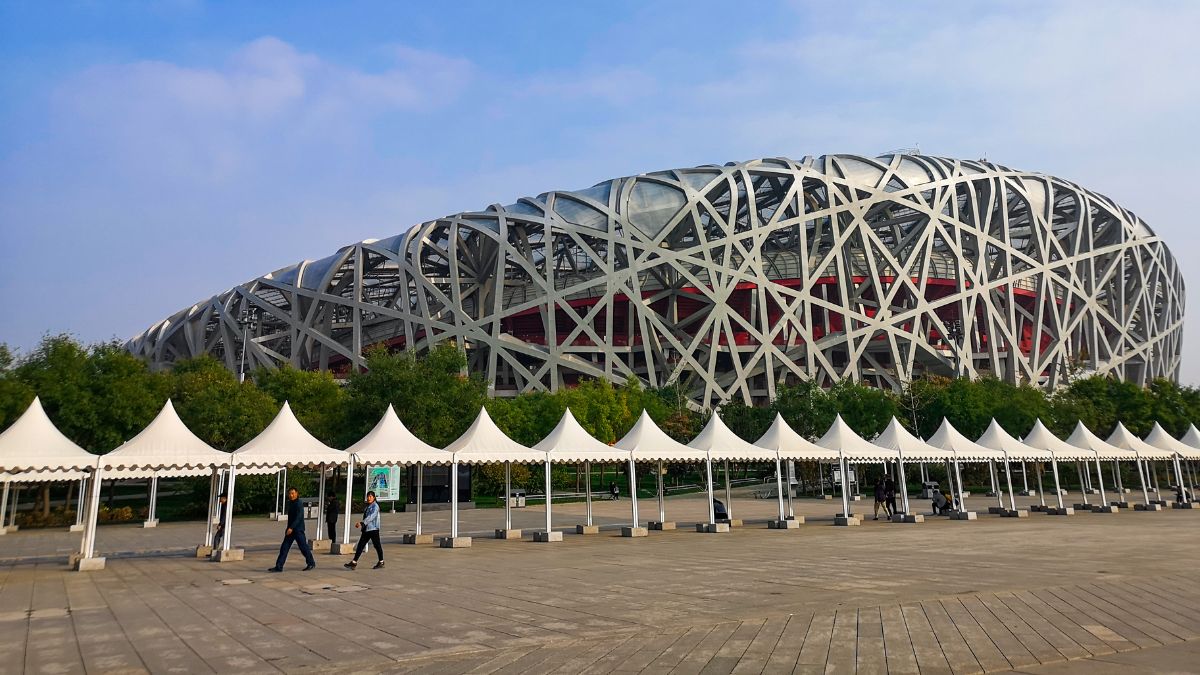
[103,399,228,472]
[534,409,629,463]
[815,415,896,461]
[1066,422,1136,459]
[688,414,773,461]
[755,414,839,461]
[0,396,95,473]
[348,405,451,465]
[1013,419,1086,460]
[873,417,954,460]
[1181,425,1200,458]
[234,401,347,470]
[928,419,1005,460]
[1147,423,1200,460]
[445,407,544,464]
[615,411,707,461]
[976,419,1053,460]
[1107,422,1172,460]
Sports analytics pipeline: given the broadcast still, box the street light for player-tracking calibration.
[238,306,260,383]
[947,319,964,378]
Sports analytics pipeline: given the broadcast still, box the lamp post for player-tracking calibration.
[947,319,964,379]
[238,307,259,384]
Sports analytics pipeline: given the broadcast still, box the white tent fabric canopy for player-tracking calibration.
[815,415,897,461]
[1066,422,1137,460]
[445,408,543,464]
[615,411,707,462]
[1000,420,1075,460]
[102,400,228,475]
[873,418,955,460]
[927,419,1006,460]
[688,414,773,461]
[534,409,629,463]
[0,397,96,474]
[1106,423,1173,460]
[1146,423,1199,459]
[754,414,839,461]
[348,405,452,465]
[1179,425,1200,460]
[233,401,348,472]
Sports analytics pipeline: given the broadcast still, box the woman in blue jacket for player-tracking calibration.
[344,490,384,570]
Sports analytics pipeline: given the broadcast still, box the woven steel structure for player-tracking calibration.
[128,154,1184,408]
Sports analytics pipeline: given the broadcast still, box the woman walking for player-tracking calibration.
[344,490,384,570]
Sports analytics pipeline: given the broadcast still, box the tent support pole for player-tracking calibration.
[1153,460,1161,493]
[1173,456,1187,503]
[990,462,1002,509]
[1003,455,1017,511]
[897,452,910,515]
[723,459,733,520]
[223,465,236,551]
[953,458,966,514]
[1113,460,1124,494]
[706,456,717,525]
[504,461,512,531]
[774,455,786,521]
[416,464,424,535]
[450,460,459,538]
[1078,463,1090,505]
[342,459,354,545]
[74,477,87,528]
[1036,462,1046,507]
[584,461,592,527]
[203,468,217,547]
[315,462,326,541]
[148,476,159,524]
[1021,461,1029,494]
[785,461,794,518]
[1136,457,1150,506]
[84,469,104,558]
[1094,455,1108,506]
[656,460,665,524]
[627,459,639,528]
[544,459,552,535]
[1050,455,1065,510]
[839,454,851,518]
[0,482,8,534]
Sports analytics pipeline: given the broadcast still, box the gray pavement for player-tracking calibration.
[1,489,1198,674]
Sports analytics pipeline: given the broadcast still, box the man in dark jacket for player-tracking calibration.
[325,493,340,542]
[884,477,898,517]
[269,487,316,572]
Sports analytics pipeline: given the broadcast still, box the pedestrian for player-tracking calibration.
[325,492,340,541]
[344,490,384,570]
[268,487,316,572]
[884,476,898,517]
[609,481,619,501]
[211,492,228,552]
[872,476,886,520]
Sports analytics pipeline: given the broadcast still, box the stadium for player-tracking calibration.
[127,154,1185,409]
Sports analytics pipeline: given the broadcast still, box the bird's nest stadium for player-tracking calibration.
[127,154,1184,409]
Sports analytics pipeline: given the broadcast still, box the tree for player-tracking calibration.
[0,344,34,432]
[170,356,277,450]
[255,366,346,446]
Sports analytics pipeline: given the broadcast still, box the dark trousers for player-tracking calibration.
[213,524,225,549]
[887,497,898,514]
[353,528,383,562]
[275,529,316,569]
[326,518,337,539]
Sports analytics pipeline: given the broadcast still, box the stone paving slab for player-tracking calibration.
[1,494,1199,674]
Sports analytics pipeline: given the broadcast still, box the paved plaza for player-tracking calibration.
[2,490,1199,674]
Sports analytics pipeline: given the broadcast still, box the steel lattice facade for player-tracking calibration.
[127,154,1185,408]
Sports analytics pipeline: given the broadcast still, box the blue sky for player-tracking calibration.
[2,1,1198,382]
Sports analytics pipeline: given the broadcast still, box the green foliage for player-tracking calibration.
[342,343,488,447]
[170,356,277,450]
[255,366,346,445]
[905,376,1050,439]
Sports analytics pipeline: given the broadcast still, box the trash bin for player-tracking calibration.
[920,481,940,499]
[507,491,526,508]
[301,498,319,519]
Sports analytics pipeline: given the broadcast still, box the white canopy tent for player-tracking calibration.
[1179,425,1200,499]
[929,419,1007,516]
[688,414,773,527]
[533,409,629,539]
[872,417,955,517]
[615,411,706,533]
[816,415,898,523]
[1146,423,1197,504]
[975,419,1057,513]
[443,407,543,546]
[230,402,350,557]
[0,397,95,542]
[1066,423,1140,509]
[1106,423,1170,507]
[83,399,231,566]
[346,405,452,544]
[755,414,839,523]
[1019,419,1099,511]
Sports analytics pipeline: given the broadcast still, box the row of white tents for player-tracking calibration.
[1,395,1198,570]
